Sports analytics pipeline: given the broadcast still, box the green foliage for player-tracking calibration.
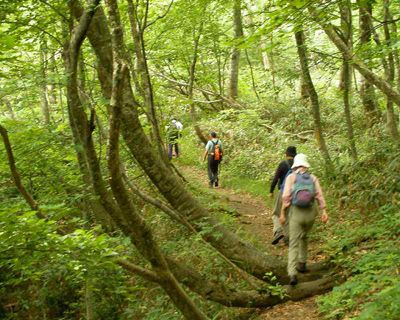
[0,209,136,319]
[0,120,82,208]
[1,0,400,318]
[317,203,400,319]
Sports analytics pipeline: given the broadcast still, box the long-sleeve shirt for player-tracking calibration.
[270,159,293,194]
[281,169,326,210]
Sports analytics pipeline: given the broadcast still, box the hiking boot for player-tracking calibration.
[271,231,284,245]
[289,275,298,286]
[214,180,219,187]
[296,262,307,273]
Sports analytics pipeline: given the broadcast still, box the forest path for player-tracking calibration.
[180,164,322,320]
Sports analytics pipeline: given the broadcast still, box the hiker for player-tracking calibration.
[174,119,183,131]
[279,153,329,285]
[269,146,297,245]
[203,132,223,188]
[166,119,181,160]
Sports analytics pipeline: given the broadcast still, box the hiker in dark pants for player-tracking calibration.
[279,153,329,285]
[203,132,223,188]
[166,119,180,160]
[269,146,297,245]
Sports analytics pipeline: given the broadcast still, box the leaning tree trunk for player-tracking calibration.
[295,29,333,171]
[357,0,380,125]
[70,1,331,282]
[0,125,45,219]
[228,0,243,100]
[65,1,210,319]
[339,1,357,160]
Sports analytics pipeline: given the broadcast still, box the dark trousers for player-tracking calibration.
[168,143,179,160]
[208,155,220,185]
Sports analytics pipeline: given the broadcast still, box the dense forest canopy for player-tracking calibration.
[0,0,399,319]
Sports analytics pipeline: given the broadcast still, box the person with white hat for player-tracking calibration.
[279,153,329,285]
[166,118,182,160]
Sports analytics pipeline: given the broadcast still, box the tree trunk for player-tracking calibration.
[3,99,16,120]
[65,2,210,319]
[357,0,380,125]
[228,0,243,99]
[126,0,166,159]
[48,53,58,105]
[40,36,51,125]
[295,30,333,170]
[309,6,400,109]
[189,20,208,144]
[339,1,357,160]
[0,125,45,219]
[70,1,327,282]
[383,0,400,145]
[245,49,261,101]
[166,257,339,307]
[261,34,277,93]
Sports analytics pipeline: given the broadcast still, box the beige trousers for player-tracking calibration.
[287,204,317,276]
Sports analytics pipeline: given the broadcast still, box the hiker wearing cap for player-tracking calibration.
[166,118,181,160]
[279,153,329,286]
[203,132,223,188]
[270,146,297,245]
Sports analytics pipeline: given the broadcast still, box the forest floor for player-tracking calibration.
[181,164,325,320]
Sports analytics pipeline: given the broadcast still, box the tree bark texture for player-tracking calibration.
[295,30,333,170]
[228,0,243,99]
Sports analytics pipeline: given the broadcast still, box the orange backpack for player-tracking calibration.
[212,140,222,161]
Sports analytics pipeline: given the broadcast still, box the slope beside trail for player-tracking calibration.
[180,165,324,320]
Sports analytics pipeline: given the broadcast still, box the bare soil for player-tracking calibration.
[181,165,325,320]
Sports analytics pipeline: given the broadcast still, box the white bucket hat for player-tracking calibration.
[292,153,310,168]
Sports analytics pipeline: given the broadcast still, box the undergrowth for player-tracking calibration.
[177,106,400,319]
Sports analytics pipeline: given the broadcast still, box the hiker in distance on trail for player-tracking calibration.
[279,153,329,286]
[203,132,223,188]
[165,118,183,160]
[269,146,297,245]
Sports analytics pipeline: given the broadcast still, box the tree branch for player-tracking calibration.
[0,125,45,219]
[144,0,174,30]
[117,259,160,282]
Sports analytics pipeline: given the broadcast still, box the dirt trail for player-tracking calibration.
[181,165,322,320]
